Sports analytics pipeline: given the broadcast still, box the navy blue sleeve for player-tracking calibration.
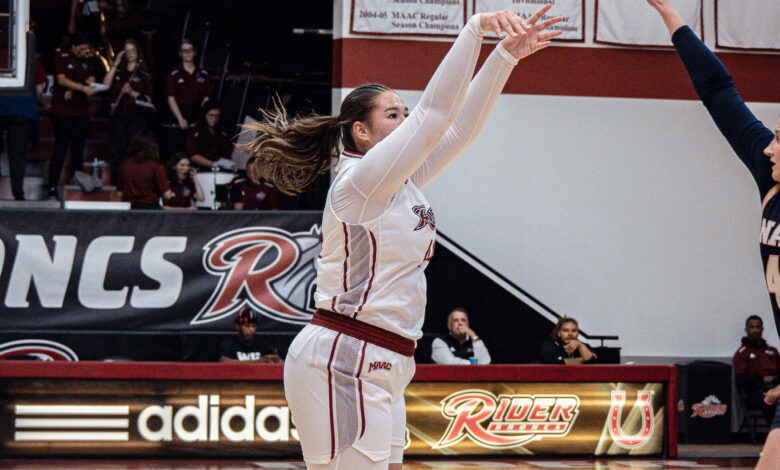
[671,26,774,197]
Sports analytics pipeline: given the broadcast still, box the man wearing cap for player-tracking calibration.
[219,307,283,363]
[431,307,491,365]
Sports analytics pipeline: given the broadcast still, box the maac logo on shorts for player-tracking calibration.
[412,205,436,231]
[0,339,78,361]
[434,390,579,449]
[192,226,320,325]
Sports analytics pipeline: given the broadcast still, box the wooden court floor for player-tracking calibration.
[0,459,761,469]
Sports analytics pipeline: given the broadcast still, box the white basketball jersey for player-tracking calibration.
[314,150,436,340]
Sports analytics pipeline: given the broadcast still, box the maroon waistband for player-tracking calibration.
[311,309,415,357]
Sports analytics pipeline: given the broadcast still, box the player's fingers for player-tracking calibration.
[538,30,562,42]
[489,17,504,38]
[534,41,553,52]
[497,14,515,37]
[507,14,527,37]
[537,16,563,32]
[528,3,553,25]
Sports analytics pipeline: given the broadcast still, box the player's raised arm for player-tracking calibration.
[646,0,775,196]
[346,10,530,214]
[412,7,563,189]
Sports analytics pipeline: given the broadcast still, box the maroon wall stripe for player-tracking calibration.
[333,38,780,103]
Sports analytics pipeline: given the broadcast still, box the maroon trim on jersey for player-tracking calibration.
[356,342,367,439]
[341,149,364,159]
[312,309,415,357]
[326,332,341,460]
[341,222,350,294]
[355,230,377,318]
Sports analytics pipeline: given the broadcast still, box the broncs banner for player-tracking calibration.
[0,209,322,332]
[0,378,664,456]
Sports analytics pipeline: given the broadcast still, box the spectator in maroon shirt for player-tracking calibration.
[163,152,204,210]
[48,32,97,198]
[103,38,153,176]
[230,158,281,210]
[116,131,171,209]
[161,38,211,159]
[186,101,231,169]
[734,315,780,423]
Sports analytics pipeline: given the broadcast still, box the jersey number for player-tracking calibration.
[766,255,780,306]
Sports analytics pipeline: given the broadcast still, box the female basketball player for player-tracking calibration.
[242,5,562,469]
[646,2,780,468]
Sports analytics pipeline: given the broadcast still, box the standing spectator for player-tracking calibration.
[230,157,281,210]
[219,307,283,363]
[431,307,491,365]
[48,33,97,198]
[734,315,780,424]
[540,317,597,365]
[186,101,231,169]
[161,38,211,158]
[116,131,171,209]
[0,52,48,200]
[162,152,204,210]
[103,38,153,175]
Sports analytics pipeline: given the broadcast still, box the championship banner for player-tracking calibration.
[716,0,780,51]
[475,0,584,41]
[0,365,668,457]
[350,0,467,37]
[0,210,322,332]
[595,0,703,47]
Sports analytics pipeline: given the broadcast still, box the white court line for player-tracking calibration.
[15,418,129,428]
[14,431,129,441]
[15,405,129,415]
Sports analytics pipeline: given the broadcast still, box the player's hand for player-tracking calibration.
[500,4,563,60]
[646,0,674,12]
[764,384,780,405]
[479,10,528,39]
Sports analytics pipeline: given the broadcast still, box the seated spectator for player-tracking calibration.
[116,131,171,209]
[230,157,281,210]
[48,33,97,198]
[541,317,597,365]
[219,307,283,363]
[104,39,153,175]
[733,315,779,423]
[161,38,211,159]
[186,102,231,169]
[431,307,491,365]
[163,152,204,210]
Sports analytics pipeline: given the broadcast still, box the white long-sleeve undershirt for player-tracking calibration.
[332,15,487,224]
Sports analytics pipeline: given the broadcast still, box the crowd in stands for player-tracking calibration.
[0,0,281,210]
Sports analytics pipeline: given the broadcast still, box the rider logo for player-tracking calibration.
[690,395,727,419]
[433,390,579,449]
[607,390,655,449]
[192,226,320,325]
[412,205,436,231]
[0,339,78,361]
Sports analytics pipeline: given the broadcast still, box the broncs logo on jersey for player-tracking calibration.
[434,390,580,449]
[191,226,320,325]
